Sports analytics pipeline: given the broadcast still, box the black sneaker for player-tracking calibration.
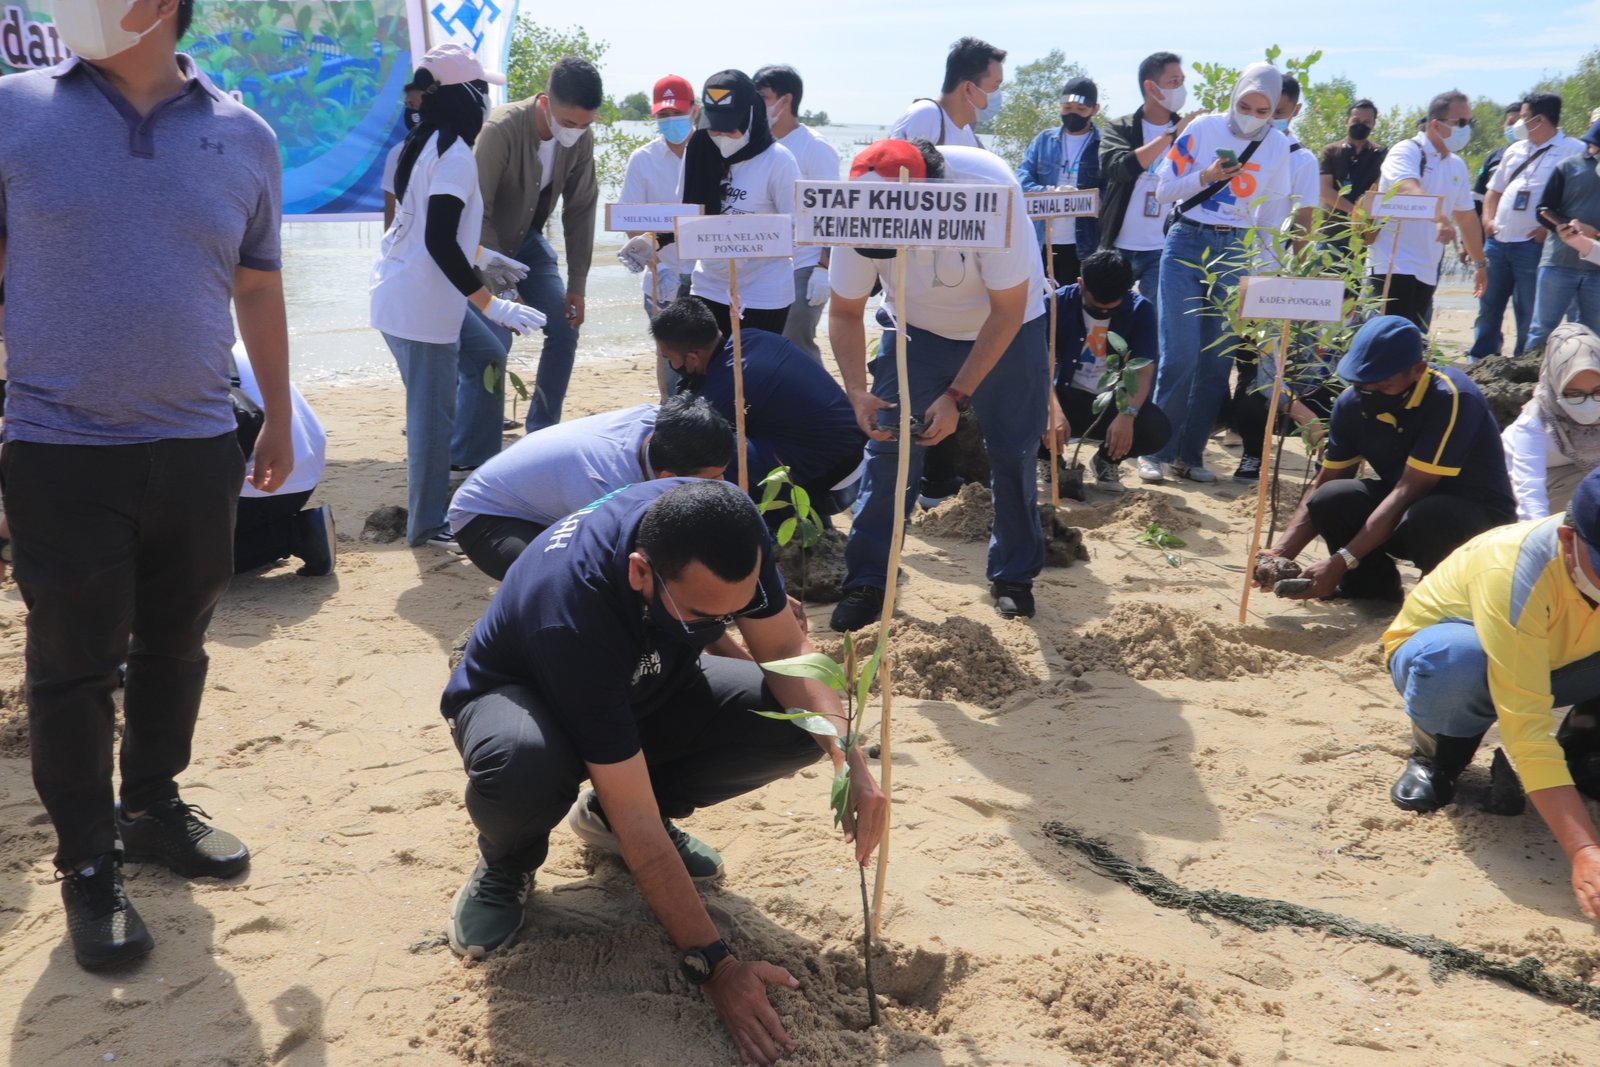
[1232,456,1262,483]
[117,798,250,879]
[59,851,153,970]
[291,505,336,577]
[830,585,885,633]
[991,581,1035,620]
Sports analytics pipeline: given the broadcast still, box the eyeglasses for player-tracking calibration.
[1561,388,1600,402]
[645,556,769,635]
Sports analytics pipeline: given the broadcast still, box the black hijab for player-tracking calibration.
[681,70,775,216]
[393,69,487,204]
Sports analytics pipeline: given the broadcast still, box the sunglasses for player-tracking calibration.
[645,556,769,636]
[1435,117,1474,129]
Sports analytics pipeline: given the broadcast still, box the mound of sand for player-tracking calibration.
[819,616,1038,704]
[911,482,993,541]
[1070,603,1310,681]
[1074,491,1197,534]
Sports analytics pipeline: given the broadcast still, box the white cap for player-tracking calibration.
[420,43,507,87]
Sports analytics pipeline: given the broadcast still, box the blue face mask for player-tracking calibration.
[1273,118,1291,132]
[1505,126,1518,145]
[973,85,1003,125]
[658,116,693,145]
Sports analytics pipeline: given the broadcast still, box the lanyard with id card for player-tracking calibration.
[1508,143,1554,212]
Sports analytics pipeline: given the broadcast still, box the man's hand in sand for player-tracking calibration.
[1573,845,1600,919]
[704,959,799,1066]
[1280,555,1343,600]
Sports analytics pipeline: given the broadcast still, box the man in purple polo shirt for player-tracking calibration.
[0,0,292,969]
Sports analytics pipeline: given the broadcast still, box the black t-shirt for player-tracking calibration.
[1320,139,1388,207]
[440,478,788,764]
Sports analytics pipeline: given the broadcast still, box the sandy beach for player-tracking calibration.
[4,287,1600,1066]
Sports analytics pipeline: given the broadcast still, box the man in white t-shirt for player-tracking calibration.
[887,36,1004,152]
[827,140,1049,629]
[1369,90,1487,330]
[1472,92,1585,358]
[755,64,841,362]
[1098,51,1206,299]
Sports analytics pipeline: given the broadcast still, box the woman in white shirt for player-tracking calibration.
[369,46,542,549]
[1504,323,1600,520]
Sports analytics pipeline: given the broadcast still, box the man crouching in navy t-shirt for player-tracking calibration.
[440,478,886,1065]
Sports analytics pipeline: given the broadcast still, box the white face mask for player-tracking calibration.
[1574,546,1600,603]
[712,130,749,158]
[541,98,588,147]
[1511,118,1532,142]
[1234,110,1269,136]
[765,102,782,126]
[1440,122,1472,153]
[1560,395,1600,424]
[1155,83,1187,113]
[50,0,160,62]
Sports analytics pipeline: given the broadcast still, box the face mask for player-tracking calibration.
[1505,126,1519,145]
[554,123,586,148]
[658,116,693,145]
[1272,118,1291,133]
[973,85,1002,124]
[1560,395,1600,424]
[646,585,727,650]
[1084,303,1115,320]
[674,365,706,391]
[50,0,160,62]
[765,103,782,126]
[1234,110,1269,137]
[405,107,421,128]
[1349,122,1372,141]
[1061,112,1091,134]
[1155,84,1187,113]
[712,130,749,158]
[1575,552,1600,604]
[1511,118,1532,142]
[1440,123,1472,153]
[1358,388,1409,420]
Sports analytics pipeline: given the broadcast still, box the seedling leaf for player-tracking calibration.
[753,709,839,737]
[830,767,851,827]
[761,653,847,691]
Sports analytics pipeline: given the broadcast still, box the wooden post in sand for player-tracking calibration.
[674,213,796,493]
[1234,276,1348,624]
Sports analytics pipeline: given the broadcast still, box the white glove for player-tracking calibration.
[484,296,547,336]
[474,247,529,293]
[618,234,657,274]
[806,265,831,306]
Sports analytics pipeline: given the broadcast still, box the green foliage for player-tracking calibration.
[1529,47,1600,138]
[1090,331,1148,417]
[1135,522,1185,566]
[800,110,831,127]
[989,49,1090,168]
[618,91,650,120]
[1190,59,1238,113]
[756,466,825,551]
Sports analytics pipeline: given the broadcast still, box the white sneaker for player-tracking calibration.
[1170,462,1218,484]
[1136,458,1165,483]
[424,533,462,553]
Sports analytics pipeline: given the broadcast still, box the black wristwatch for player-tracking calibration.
[680,939,733,985]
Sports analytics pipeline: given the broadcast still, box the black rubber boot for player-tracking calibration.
[1559,700,1600,800]
[1390,725,1484,812]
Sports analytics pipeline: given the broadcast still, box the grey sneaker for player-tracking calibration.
[59,851,153,970]
[448,859,531,959]
[1169,462,1218,484]
[1091,454,1127,494]
[1136,457,1165,483]
[117,798,249,879]
[567,789,725,881]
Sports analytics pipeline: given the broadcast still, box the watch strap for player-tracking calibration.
[681,938,732,984]
[943,386,968,404]
[1336,546,1360,570]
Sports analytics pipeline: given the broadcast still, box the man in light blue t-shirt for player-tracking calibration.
[449,394,734,579]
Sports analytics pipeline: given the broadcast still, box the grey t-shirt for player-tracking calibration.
[0,56,283,445]
[448,403,657,532]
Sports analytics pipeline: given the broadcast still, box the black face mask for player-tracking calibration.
[1084,304,1114,320]
[404,107,421,128]
[1358,388,1409,420]
[1061,112,1091,134]
[647,587,727,649]
[1348,122,1371,141]
[675,366,706,391]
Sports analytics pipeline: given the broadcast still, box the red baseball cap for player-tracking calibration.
[849,139,927,181]
[653,75,695,116]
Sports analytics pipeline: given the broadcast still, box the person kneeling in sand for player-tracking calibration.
[1381,467,1600,920]
[448,392,733,579]
[439,479,886,1065]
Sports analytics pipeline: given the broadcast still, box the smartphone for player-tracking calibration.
[1215,148,1239,167]
[885,414,926,440]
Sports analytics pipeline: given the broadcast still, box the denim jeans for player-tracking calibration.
[1526,264,1600,352]
[781,264,826,363]
[842,316,1048,590]
[1470,237,1542,358]
[1390,620,1600,737]
[383,332,460,545]
[454,307,510,469]
[1120,247,1162,301]
[1149,222,1246,468]
[480,229,580,431]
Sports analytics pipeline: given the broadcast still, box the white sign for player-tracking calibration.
[674,214,795,259]
[793,180,1011,250]
[604,203,704,232]
[1025,189,1100,220]
[1238,276,1346,322]
[1364,192,1442,221]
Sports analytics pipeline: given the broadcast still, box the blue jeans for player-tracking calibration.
[1526,264,1600,352]
[1390,620,1600,737]
[382,331,461,545]
[843,317,1048,590]
[1149,222,1246,468]
[479,230,580,431]
[1470,237,1542,358]
[454,308,510,469]
[1120,247,1162,301]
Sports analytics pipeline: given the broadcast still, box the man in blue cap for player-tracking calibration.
[1379,467,1600,920]
[1255,316,1515,601]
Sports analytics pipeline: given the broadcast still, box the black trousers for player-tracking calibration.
[699,298,789,340]
[1305,478,1509,599]
[234,488,313,573]
[1057,384,1172,464]
[1231,380,1339,461]
[1042,243,1081,286]
[455,513,547,581]
[1370,274,1436,331]
[449,656,820,873]
[2,432,244,868]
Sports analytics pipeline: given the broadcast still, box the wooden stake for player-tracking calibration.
[729,258,748,492]
[646,246,661,321]
[1379,219,1403,307]
[1045,240,1060,508]
[1239,319,1294,625]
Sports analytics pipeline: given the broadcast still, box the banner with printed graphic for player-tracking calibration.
[1,0,517,219]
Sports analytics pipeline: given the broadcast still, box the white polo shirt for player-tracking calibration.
[889,99,981,149]
[778,124,841,271]
[1369,134,1474,287]
[618,137,690,295]
[1490,131,1585,243]
[829,145,1046,341]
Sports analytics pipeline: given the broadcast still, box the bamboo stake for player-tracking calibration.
[1379,219,1403,307]
[646,246,661,321]
[1240,319,1294,624]
[729,258,748,492]
[870,167,915,938]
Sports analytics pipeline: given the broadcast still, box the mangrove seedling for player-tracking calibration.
[756,465,826,602]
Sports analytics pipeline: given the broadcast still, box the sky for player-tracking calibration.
[566,0,1600,125]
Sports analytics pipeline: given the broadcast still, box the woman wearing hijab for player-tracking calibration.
[1504,323,1600,520]
[1136,62,1293,486]
[677,69,801,338]
[370,45,543,549]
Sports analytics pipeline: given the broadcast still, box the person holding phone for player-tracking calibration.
[1528,119,1600,350]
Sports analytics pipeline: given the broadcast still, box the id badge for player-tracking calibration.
[1143,191,1161,218]
[1513,189,1532,212]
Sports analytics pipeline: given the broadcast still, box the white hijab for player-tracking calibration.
[1533,323,1600,469]
[1228,63,1282,142]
